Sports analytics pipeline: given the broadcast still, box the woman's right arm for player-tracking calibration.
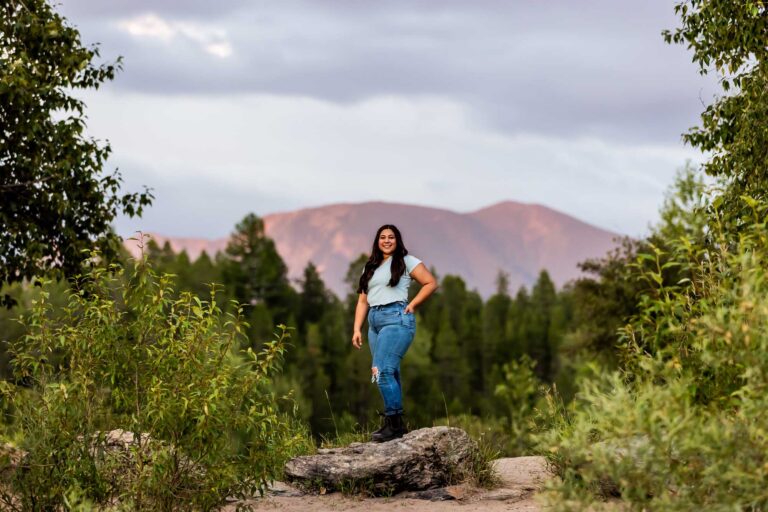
[351,292,369,349]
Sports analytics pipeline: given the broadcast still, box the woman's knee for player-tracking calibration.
[375,364,399,381]
[371,364,394,381]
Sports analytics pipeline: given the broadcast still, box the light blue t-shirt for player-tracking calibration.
[366,255,423,306]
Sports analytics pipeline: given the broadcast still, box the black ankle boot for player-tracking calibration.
[371,412,387,438]
[390,413,407,436]
[371,413,407,443]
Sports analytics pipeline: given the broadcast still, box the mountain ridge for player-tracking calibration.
[124,200,620,297]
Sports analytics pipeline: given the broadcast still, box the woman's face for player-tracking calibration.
[378,229,397,257]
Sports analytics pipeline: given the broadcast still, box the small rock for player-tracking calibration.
[492,456,550,490]
[266,481,304,497]
[481,488,529,501]
[0,443,26,477]
[480,456,551,503]
[405,487,457,501]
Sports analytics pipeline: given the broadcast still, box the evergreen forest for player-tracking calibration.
[0,214,577,456]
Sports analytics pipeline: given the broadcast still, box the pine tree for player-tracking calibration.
[299,323,332,434]
[432,307,466,415]
[483,272,512,377]
[481,270,513,413]
[158,241,176,273]
[529,270,557,380]
[222,213,296,324]
[400,317,436,426]
[189,251,221,299]
[298,262,330,329]
[431,276,473,414]
[506,286,531,361]
[462,290,484,413]
[174,250,193,291]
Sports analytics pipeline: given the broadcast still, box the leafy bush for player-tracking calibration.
[493,355,542,455]
[430,356,544,463]
[0,253,311,510]
[539,201,768,510]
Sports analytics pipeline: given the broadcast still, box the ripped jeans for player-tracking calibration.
[368,300,416,416]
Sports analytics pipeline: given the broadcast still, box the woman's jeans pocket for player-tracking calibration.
[400,309,416,330]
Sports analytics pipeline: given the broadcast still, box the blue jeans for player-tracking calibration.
[368,300,416,416]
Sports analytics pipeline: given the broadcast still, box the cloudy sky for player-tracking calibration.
[58,0,716,238]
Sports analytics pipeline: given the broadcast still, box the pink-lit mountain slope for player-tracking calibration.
[124,201,620,297]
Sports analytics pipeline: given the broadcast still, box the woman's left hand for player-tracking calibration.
[404,303,415,315]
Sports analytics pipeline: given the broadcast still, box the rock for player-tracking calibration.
[85,429,156,466]
[480,457,551,502]
[87,429,153,459]
[101,429,152,449]
[81,429,202,495]
[493,456,550,490]
[481,487,530,501]
[284,426,477,495]
[1,430,154,483]
[265,481,304,498]
[404,486,459,500]
[0,443,26,478]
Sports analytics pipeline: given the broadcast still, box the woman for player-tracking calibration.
[351,224,438,442]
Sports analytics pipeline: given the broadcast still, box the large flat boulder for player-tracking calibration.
[284,427,476,494]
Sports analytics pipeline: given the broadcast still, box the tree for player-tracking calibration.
[298,262,330,329]
[538,5,768,507]
[173,249,193,290]
[222,213,296,323]
[432,307,467,414]
[296,323,332,433]
[431,276,474,413]
[146,240,176,274]
[495,270,510,296]
[400,317,437,426]
[493,355,539,454]
[567,239,643,362]
[506,286,531,361]
[562,167,707,369]
[651,164,708,244]
[342,253,369,337]
[5,256,305,508]
[188,250,221,299]
[0,0,152,306]
[482,271,512,391]
[528,270,557,379]
[343,253,369,298]
[664,1,768,224]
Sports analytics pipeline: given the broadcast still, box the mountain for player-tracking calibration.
[124,201,620,297]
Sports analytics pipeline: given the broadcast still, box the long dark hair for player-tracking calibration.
[357,224,409,294]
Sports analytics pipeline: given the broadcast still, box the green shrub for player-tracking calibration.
[539,202,768,510]
[0,253,311,510]
[493,355,542,455]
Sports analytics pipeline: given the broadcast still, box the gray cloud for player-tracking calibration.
[58,0,251,19]
[114,159,306,238]
[57,0,716,144]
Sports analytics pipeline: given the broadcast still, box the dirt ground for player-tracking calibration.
[223,456,551,512]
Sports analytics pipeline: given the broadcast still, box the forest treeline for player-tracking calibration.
[137,220,579,441]
[1,210,616,453]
